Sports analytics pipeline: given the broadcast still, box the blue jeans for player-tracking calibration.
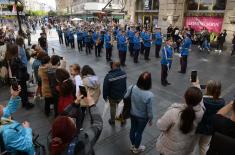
[129,115,148,148]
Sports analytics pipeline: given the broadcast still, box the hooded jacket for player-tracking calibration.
[196,96,225,135]
[80,75,100,106]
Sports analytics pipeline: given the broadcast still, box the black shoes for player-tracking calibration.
[161,82,171,86]
[108,119,115,126]
[25,103,34,110]
[178,71,186,74]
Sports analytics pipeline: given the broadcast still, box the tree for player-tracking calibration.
[48,10,57,17]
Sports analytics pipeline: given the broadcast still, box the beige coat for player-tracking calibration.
[156,103,204,155]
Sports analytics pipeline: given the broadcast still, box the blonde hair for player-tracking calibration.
[205,80,221,100]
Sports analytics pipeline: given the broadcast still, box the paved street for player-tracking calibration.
[1,29,235,155]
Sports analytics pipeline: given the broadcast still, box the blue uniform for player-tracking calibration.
[143,33,151,47]
[140,31,145,39]
[127,30,135,43]
[68,31,74,41]
[133,35,141,50]
[155,32,162,45]
[92,32,100,44]
[83,32,88,43]
[104,34,112,49]
[76,31,83,41]
[180,36,192,56]
[161,45,173,66]
[117,35,127,52]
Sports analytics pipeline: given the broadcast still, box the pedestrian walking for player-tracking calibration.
[127,26,135,57]
[103,61,127,125]
[231,32,235,56]
[127,72,153,154]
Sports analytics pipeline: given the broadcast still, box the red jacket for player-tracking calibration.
[58,95,74,114]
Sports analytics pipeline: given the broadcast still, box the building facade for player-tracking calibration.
[23,0,52,11]
[126,0,235,40]
[71,0,124,19]
[55,0,73,14]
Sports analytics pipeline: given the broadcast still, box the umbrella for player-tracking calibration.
[71,18,83,21]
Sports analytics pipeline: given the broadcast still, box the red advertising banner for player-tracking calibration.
[185,16,224,33]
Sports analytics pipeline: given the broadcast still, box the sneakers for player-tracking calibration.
[131,145,146,154]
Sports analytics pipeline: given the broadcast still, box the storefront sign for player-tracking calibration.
[185,16,224,33]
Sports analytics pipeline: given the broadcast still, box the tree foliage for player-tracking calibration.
[26,10,48,16]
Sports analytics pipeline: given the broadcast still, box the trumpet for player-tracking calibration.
[96,37,100,46]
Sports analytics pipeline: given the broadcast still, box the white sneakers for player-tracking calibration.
[130,145,146,154]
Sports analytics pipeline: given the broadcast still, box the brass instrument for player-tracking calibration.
[110,34,114,46]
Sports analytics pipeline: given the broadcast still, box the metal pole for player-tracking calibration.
[15,0,23,34]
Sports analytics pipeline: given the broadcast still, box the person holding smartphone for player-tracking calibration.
[49,92,103,155]
[207,99,235,154]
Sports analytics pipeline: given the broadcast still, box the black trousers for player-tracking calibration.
[86,43,91,54]
[161,64,169,84]
[27,36,31,46]
[95,44,101,57]
[70,39,75,48]
[18,81,29,107]
[44,97,54,116]
[180,55,188,73]
[140,42,144,54]
[77,40,83,52]
[59,35,63,44]
[155,45,161,58]
[106,47,112,61]
[144,46,150,60]
[232,44,235,56]
[119,51,127,66]
[65,37,69,47]
[129,43,134,56]
[133,49,140,63]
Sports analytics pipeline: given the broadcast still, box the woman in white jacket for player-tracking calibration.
[156,87,204,155]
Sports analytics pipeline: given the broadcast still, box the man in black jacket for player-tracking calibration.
[103,61,127,125]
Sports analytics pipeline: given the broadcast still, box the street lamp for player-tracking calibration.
[8,0,24,35]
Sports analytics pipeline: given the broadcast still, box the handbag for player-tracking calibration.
[122,85,134,119]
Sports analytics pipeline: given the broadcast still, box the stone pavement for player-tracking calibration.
[1,29,235,155]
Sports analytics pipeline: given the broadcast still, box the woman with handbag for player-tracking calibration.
[5,43,34,110]
[126,72,154,154]
[156,87,204,155]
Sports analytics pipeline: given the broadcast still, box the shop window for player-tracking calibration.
[152,0,159,10]
[199,0,213,10]
[187,0,199,10]
[187,0,226,11]
[136,0,144,10]
[213,0,226,10]
[136,0,159,10]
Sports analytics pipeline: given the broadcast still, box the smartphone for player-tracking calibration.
[191,71,197,83]
[10,77,18,91]
[79,86,87,97]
